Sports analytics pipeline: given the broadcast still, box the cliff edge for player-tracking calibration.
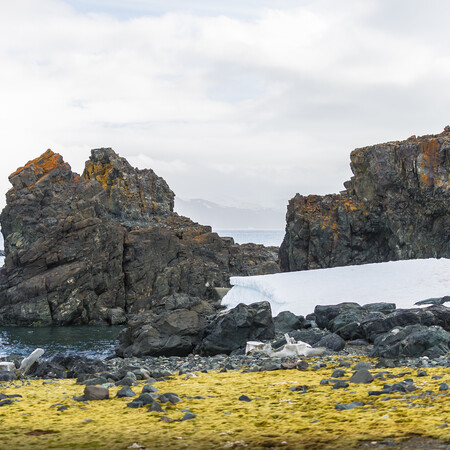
[279,128,450,271]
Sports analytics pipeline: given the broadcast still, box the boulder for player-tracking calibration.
[370,324,450,358]
[314,333,345,352]
[116,294,216,357]
[83,385,109,400]
[279,328,329,347]
[196,302,275,356]
[273,311,305,333]
[415,296,450,306]
[362,305,450,342]
[314,303,365,330]
[280,129,450,271]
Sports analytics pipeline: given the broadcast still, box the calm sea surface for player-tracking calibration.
[215,229,284,247]
[0,230,282,359]
[0,326,124,359]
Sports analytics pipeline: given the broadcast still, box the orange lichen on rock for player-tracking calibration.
[418,138,440,186]
[9,149,72,189]
[11,149,66,178]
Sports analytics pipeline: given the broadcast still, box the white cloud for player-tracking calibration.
[0,0,449,219]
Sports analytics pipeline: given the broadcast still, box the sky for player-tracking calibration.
[1,0,450,219]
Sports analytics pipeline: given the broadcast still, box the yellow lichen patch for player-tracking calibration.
[83,162,112,191]
[0,361,449,449]
[341,197,361,213]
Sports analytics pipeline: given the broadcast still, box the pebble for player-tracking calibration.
[335,401,364,410]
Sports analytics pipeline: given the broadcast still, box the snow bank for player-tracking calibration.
[222,258,450,317]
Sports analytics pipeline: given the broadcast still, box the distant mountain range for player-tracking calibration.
[175,198,286,230]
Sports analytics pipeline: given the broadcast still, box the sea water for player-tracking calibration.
[215,229,284,247]
[0,326,124,359]
[0,230,283,359]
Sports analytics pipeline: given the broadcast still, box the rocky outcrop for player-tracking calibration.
[0,150,126,326]
[313,301,450,355]
[0,149,279,326]
[280,129,450,271]
[83,148,174,223]
[371,324,450,359]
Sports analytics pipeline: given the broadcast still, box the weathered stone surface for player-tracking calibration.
[273,311,305,333]
[280,129,450,271]
[196,301,275,356]
[83,148,174,222]
[83,385,109,400]
[361,305,450,342]
[370,324,450,358]
[0,149,279,328]
[314,302,450,347]
[116,294,214,357]
[314,303,365,330]
[0,150,126,326]
[314,333,346,352]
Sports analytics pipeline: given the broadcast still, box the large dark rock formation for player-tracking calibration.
[280,129,450,271]
[0,150,126,326]
[0,148,279,326]
[116,294,217,358]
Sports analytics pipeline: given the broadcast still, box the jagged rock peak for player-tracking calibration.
[83,148,174,223]
[8,149,75,190]
[280,128,450,271]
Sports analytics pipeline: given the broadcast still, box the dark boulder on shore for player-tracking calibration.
[280,128,450,271]
[310,301,450,358]
[196,301,275,356]
[0,149,279,326]
[116,294,217,357]
[117,299,275,358]
[370,324,450,359]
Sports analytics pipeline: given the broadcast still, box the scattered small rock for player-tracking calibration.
[335,401,364,410]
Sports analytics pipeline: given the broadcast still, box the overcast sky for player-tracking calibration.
[1,0,450,216]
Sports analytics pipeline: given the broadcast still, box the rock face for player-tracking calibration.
[280,129,450,271]
[0,150,126,326]
[0,149,279,326]
[313,301,450,357]
[83,148,174,223]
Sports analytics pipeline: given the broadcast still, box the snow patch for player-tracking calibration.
[222,258,450,317]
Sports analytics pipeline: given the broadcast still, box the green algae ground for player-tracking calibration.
[0,357,449,449]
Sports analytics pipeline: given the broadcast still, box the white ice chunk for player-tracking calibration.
[223,258,450,317]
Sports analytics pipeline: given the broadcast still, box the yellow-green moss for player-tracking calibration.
[0,360,449,449]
